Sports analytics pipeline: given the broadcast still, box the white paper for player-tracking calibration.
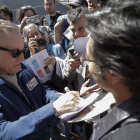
[63,26,74,42]
[59,92,99,121]
[25,49,54,82]
[59,92,115,122]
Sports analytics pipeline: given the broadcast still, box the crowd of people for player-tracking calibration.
[0,0,140,140]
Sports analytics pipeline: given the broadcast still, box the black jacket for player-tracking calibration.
[90,97,140,140]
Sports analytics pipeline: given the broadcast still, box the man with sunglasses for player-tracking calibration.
[0,20,80,140]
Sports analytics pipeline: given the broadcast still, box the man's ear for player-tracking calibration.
[110,72,121,84]
[105,69,121,84]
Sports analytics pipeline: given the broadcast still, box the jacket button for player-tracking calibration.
[49,123,52,126]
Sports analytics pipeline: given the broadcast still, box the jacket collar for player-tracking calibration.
[94,97,140,140]
[0,62,27,85]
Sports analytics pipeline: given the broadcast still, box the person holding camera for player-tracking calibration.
[22,23,65,60]
[16,5,55,44]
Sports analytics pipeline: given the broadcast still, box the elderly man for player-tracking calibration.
[0,20,79,140]
[40,0,61,30]
[84,0,140,139]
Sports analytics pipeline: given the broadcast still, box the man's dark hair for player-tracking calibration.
[67,7,88,24]
[0,5,13,21]
[44,0,55,4]
[16,6,38,23]
[86,0,140,96]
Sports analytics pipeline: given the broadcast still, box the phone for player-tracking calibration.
[69,49,75,58]
[45,15,50,26]
[70,121,92,140]
[25,15,40,24]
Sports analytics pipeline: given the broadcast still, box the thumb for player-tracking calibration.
[82,79,90,87]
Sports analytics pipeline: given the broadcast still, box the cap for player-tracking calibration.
[69,0,87,7]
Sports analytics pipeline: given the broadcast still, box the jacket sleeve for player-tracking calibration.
[0,103,59,140]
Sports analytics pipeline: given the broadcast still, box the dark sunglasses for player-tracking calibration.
[0,46,26,58]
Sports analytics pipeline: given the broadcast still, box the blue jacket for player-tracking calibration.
[0,62,61,140]
[35,43,66,60]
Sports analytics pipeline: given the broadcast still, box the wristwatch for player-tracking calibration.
[53,107,59,117]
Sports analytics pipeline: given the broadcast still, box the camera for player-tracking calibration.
[69,49,75,58]
[34,38,46,47]
[26,15,40,24]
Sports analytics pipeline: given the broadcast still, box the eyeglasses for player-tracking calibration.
[0,47,25,58]
[78,54,96,66]
[28,31,41,38]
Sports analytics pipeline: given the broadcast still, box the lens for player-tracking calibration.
[12,48,25,58]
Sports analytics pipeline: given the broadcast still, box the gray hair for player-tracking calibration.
[22,24,50,46]
[67,7,88,24]
[0,19,19,34]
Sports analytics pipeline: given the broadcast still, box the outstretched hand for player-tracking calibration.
[80,79,102,96]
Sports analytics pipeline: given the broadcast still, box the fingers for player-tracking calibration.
[82,79,90,87]
[67,91,80,98]
[93,88,102,92]
[87,83,99,91]
[59,18,65,26]
[44,56,56,66]
[43,19,49,26]
[28,39,38,48]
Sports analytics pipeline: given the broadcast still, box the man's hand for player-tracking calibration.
[20,17,28,33]
[44,56,56,66]
[43,19,49,26]
[53,91,81,117]
[69,51,81,71]
[54,18,65,29]
[80,80,102,96]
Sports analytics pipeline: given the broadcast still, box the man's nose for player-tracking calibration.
[17,52,25,61]
[75,31,80,38]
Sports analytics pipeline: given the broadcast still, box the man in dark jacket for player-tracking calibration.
[85,0,140,139]
[0,19,79,140]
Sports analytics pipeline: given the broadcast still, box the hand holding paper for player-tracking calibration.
[53,91,81,117]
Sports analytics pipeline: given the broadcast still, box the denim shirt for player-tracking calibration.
[35,43,66,60]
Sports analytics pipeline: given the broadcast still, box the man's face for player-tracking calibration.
[86,36,111,91]
[44,0,56,15]
[0,31,24,75]
[0,11,11,21]
[27,28,43,39]
[69,16,88,39]
[24,9,34,18]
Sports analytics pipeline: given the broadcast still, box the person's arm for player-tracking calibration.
[39,15,44,26]
[63,49,80,82]
[0,103,59,140]
[54,18,65,43]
